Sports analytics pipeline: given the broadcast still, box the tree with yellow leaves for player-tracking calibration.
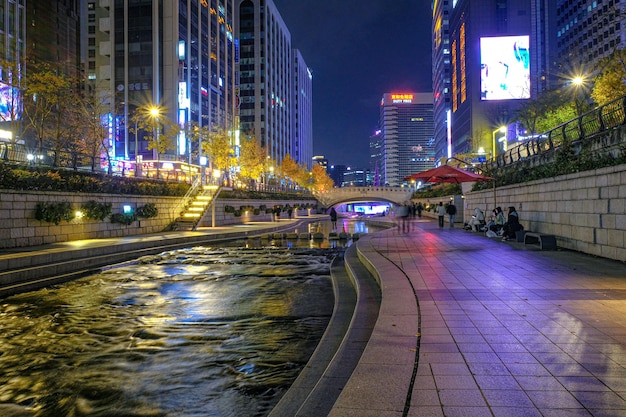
[311,164,334,191]
[202,127,235,184]
[238,135,266,185]
[279,153,308,190]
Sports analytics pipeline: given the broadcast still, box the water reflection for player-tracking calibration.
[241,219,381,250]
[0,247,339,417]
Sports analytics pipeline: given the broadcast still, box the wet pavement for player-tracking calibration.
[328,218,626,417]
[2,215,626,416]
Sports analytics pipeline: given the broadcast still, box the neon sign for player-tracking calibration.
[390,93,414,104]
[391,94,414,100]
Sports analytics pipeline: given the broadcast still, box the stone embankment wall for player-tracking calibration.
[206,199,320,226]
[0,190,320,249]
[462,163,626,262]
[0,190,182,249]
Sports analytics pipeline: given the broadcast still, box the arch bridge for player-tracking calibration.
[313,186,414,207]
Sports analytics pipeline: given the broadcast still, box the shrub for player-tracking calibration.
[81,200,112,221]
[35,202,75,225]
[110,212,137,225]
[137,203,158,218]
[0,163,191,196]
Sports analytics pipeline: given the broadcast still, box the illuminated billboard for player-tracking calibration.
[480,36,530,101]
[0,81,21,121]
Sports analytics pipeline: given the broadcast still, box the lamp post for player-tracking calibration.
[491,126,507,160]
[148,106,161,177]
[571,75,585,116]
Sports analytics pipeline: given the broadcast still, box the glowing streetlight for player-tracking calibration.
[571,75,586,115]
[492,126,507,160]
[149,107,160,118]
[148,106,161,165]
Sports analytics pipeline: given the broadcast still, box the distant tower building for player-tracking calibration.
[342,167,367,187]
[236,0,293,165]
[0,0,26,143]
[379,93,434,187]
[431,0,452,161]
[84,0,236,170]
[555,0,626,76]
[312,155,328,170]
[369,129,383,186]
[293,49,313,169]
[328,164,347,187]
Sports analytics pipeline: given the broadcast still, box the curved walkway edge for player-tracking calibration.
[268,244,381,417]
[327,218,626,417]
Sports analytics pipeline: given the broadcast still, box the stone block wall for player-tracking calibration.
[206,199,319,226]
[462,163,626,262]
[0,190,181,249]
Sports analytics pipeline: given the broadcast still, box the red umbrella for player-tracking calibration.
[404,165,493,184]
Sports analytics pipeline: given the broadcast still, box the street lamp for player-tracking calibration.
[492,126,507,160]
[149,106,160,159]
[571,75,586,115]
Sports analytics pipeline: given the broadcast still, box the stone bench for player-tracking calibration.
[524,232,557,250]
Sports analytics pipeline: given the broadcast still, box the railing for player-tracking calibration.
[483,94,626,170]
[170,177,202,221]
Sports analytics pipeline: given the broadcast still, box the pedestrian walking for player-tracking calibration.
[446,202,457,227]
[329,207,338,230]
[437,202,446,228]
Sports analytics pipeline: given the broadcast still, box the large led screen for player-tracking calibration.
[0,81,21,121]
[480,36,530,101]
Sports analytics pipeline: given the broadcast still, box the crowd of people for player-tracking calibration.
[474,205,524,240]
[328,202,524,241]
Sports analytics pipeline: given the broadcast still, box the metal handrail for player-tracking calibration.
[482,94,626,171]
[170,177,202,220]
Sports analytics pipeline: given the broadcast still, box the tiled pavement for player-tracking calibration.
[330,218,626,417]
[2,216,626,416]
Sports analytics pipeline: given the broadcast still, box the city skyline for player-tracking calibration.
[272,0,433,169]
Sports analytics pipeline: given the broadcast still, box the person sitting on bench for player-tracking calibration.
[502,206,524,241]
[467,208,486,231]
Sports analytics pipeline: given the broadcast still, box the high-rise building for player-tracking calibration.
[27,0,81,79]
[293,48,313,169]
[342,166,367,187]
[236,0,293,165]
[431,0,452,161]
[446,0,538,158]
[369,129,383,186]
[0,0,26,143]
[84,0,236,172]
[328,164,346,187]
[378,93,435,187]
[555,0,625,76]
[312,155,328,170]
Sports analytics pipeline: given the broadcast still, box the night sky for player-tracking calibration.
[272,0,433,168]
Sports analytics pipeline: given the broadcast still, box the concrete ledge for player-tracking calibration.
[327,232,419,416]
[269,245,381,417]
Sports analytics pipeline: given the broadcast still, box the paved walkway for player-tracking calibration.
[330,218,626,417]
[2,216,626,416]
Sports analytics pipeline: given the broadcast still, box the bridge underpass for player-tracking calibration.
[313,186,414,208]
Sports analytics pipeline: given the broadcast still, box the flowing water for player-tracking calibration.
[0,220,385,417]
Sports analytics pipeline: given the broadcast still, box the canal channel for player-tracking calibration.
[0,219,387,417]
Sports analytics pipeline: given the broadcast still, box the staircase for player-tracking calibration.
[173,184,220,231]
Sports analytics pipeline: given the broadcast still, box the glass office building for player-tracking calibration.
[85,0,236,173]
[379,93,435,187]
